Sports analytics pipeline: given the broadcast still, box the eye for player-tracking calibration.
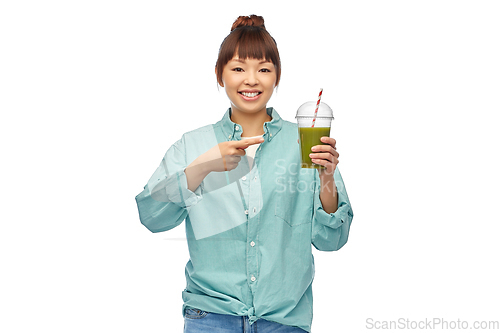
[259,68,271,73]
[232,67,244,72]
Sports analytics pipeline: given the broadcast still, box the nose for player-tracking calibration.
[245,72,258,86]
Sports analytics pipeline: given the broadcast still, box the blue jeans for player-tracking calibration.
[183,308,308,333]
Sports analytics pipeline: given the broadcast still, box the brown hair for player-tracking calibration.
[215,15,281,86]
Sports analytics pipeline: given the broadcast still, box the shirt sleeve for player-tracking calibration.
[135,136,204,233]
[311,166,354,251]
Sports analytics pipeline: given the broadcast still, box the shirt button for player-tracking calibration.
[250,241,255,247]
[235,125,239,130]
[228,134,232,139]
[245,210,249,215]
[251,276,256,282]
[241,176,246,181]
[270,133,272,137]
[253,207,256,213]
[254,176,257,181]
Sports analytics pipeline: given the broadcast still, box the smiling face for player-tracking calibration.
[220,57,277,116]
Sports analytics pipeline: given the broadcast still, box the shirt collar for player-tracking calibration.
[218,107,283,142]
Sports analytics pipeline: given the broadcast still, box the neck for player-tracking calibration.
[230,107,272,137]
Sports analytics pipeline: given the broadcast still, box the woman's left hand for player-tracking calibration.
[310,137,339,178]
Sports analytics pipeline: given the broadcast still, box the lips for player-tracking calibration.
[238,90,262,101]
[240,91,260,97]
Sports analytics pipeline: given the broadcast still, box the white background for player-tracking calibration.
[1,0,499,332]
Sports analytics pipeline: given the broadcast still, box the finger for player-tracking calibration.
[311,145,337,157]
[233,148,247,156]
[234,137,264,148]
[224,155,243,162]
[320,136,336,147]
[309,153,333,163]
[327,149,339,159]
[319,137,337,150]
[311,158,325,166]
[225,149,246,162]
[312,157,339,169]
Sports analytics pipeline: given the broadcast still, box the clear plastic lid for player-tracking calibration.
[295,101,334,119]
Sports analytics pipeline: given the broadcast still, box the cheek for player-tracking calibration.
[221,70,234,87]
[266,80,277,91]
[266,76,277,89]
[223,76,238,90]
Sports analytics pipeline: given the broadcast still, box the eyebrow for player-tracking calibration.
[231,59,272,64]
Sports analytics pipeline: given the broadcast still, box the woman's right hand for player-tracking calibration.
[198,137,265,173]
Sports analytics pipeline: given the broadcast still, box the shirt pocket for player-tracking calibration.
[274,173,314,227]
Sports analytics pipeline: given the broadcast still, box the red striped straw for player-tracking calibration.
[311,88,323,127]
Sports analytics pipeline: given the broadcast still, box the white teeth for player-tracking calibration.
[241,92,259,97]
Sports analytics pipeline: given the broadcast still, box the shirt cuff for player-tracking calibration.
[150,169,203,209]
[176,169,203,208]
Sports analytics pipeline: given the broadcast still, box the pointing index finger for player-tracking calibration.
[237,137,264,147]
[251,137,265,144]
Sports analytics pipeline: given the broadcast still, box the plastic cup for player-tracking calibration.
[295,101,334,169]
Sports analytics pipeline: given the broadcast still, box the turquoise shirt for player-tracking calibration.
[135,107,353,332]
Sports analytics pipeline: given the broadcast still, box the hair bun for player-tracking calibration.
[231,15,265,31]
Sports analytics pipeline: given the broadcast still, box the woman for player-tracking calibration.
[135,15,353,333]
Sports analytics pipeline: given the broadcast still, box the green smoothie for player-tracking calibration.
[298,127,331,169]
